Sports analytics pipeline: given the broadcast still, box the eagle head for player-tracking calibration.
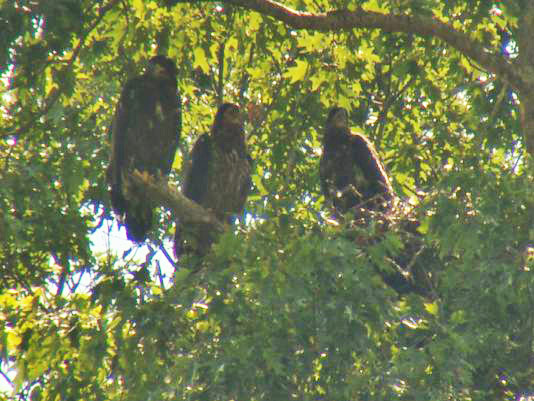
[148,55,178,80]
[214,103,243,131]
[326,106,349,129]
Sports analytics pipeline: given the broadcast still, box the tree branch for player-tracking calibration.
[129,170,224,231]
[223,0,523,92]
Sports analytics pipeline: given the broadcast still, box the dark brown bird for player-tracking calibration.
[108,55,181,242]
[320,107,393,214]
[174,103,252,257]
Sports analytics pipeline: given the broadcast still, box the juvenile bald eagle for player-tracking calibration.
[108,55,180,242]
[174,103,252,257]
[320,107,393,214]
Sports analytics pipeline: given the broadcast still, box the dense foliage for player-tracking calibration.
[1,1,532,400]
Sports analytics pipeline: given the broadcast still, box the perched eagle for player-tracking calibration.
[108,55,181,242]
[320,107,393,214]
[174,103,252,257]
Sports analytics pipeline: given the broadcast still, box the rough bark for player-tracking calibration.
[129,170,224,231]
[221,0,533,156]
[225,0,523,90]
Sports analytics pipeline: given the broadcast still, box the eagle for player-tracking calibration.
[320,106,393,214]
[174,103,252,257]
[108,55,181,242]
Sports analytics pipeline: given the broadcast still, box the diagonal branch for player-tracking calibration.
[129,170,224,231]
[223,0,524,92]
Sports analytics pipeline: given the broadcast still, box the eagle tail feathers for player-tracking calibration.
[124,206,153,243]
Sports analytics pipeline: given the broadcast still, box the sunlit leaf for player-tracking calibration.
[284,59,308,84]
[193,47,210,74]
[424,302,438,316]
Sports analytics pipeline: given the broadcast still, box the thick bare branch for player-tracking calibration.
[130,170,224,231]
[224,0,523,92]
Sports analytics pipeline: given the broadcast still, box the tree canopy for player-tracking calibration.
[1,0,533,400]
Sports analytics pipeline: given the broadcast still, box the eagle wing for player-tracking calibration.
[319,148,336,202]
[351,133,393,203]
[183,134,212,204]
[320,131,357,208]
[173,134,212,257]
[109,77,145,218]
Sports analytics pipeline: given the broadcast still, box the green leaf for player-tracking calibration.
[284,59,308,84]
[251,174,268,196]
[248,13,262,31]
[310,74,325,91]
[193,47,210,74]
[424,302,439,316]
